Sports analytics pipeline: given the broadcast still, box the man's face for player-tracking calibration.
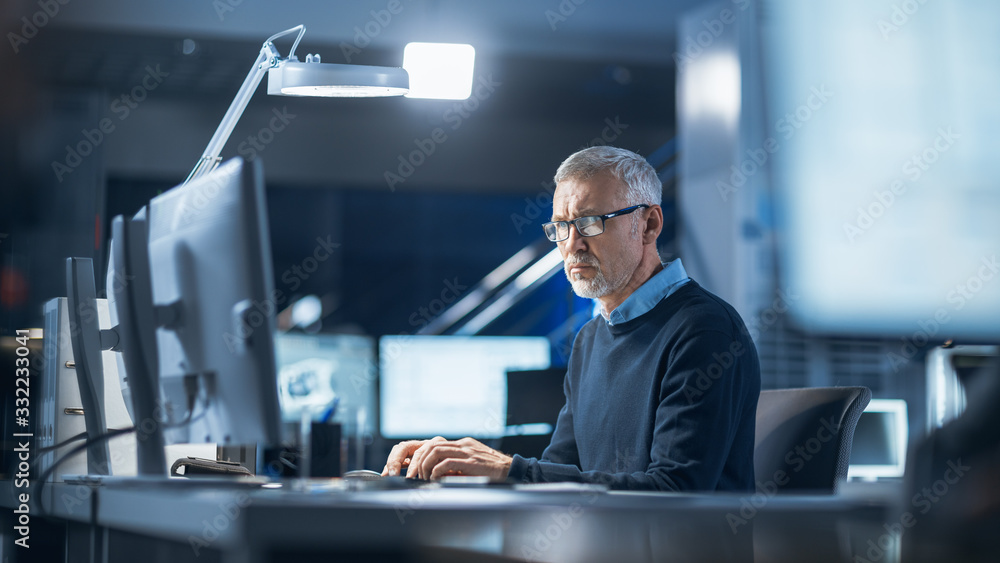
[551,171,643,299]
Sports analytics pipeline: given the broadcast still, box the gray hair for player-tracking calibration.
[553,146,662,207]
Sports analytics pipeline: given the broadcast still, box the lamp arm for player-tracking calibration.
[183,25,307,185]
[269,24,306,61]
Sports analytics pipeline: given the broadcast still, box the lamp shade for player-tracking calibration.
[268,61,409,97]
[185,24,410,185]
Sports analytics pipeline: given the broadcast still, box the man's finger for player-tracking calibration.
[382,443,404,475]
[430,457,479,480]
[416,444,467,479]
[406,436,447,479]
[383,440,421,476]
[406,441,438,479]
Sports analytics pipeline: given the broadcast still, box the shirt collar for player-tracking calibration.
[604,258,691,325]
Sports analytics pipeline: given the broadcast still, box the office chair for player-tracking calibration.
[754,386,871,494]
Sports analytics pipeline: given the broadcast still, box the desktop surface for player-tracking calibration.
[9,476,976,562]
[87,479,891,563]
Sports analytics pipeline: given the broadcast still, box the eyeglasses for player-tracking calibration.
[542,204,649,242]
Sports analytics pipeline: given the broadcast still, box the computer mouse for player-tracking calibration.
[343,469,383,481]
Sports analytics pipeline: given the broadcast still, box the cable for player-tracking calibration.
[32,379,211,516]
[264,25,306,60]
[33,426,136,517]
[37,431,89,454]
[37,383,208,455]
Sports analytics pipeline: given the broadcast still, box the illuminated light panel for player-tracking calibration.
[403,42,476,100]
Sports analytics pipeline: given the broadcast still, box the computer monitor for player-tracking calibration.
[505,368,566,431]
[107,207,167,475]
[501,368,567,459]
[379,335,551,439]
[63,257,113,474]
[275,332,376,435]
[848,399,908,481]
[146,157,282,447]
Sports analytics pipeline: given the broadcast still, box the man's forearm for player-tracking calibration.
[508,455,685,491]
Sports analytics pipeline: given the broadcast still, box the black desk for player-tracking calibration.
[4,478,902,562]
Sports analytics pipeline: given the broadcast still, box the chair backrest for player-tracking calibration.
[754,387,871,493]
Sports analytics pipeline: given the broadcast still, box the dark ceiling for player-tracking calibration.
[3,0,698,192]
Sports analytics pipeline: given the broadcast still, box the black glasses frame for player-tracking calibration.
[542,204,650,242]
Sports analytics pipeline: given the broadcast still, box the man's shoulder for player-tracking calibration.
[651,281,748,336]
[658,281,734,315]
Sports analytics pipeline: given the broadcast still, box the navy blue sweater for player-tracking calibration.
[507,281,760,491]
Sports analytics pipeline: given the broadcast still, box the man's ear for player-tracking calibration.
[642,205,663,244]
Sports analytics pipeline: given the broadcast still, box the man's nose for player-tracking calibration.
[561,223,588,254]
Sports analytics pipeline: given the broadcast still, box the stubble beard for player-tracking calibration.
[564,252,631,299]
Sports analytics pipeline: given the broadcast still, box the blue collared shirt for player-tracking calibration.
[605,259,691,325]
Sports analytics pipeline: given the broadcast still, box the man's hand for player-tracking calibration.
[408,437,513,481]
[382,437,513,481]
[382,436,446,477]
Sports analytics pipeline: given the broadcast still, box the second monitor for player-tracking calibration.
[379,335,551,439]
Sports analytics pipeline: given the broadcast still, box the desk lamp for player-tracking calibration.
[184,24,408,184]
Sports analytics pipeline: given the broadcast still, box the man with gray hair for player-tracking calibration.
[384,146,760,491]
